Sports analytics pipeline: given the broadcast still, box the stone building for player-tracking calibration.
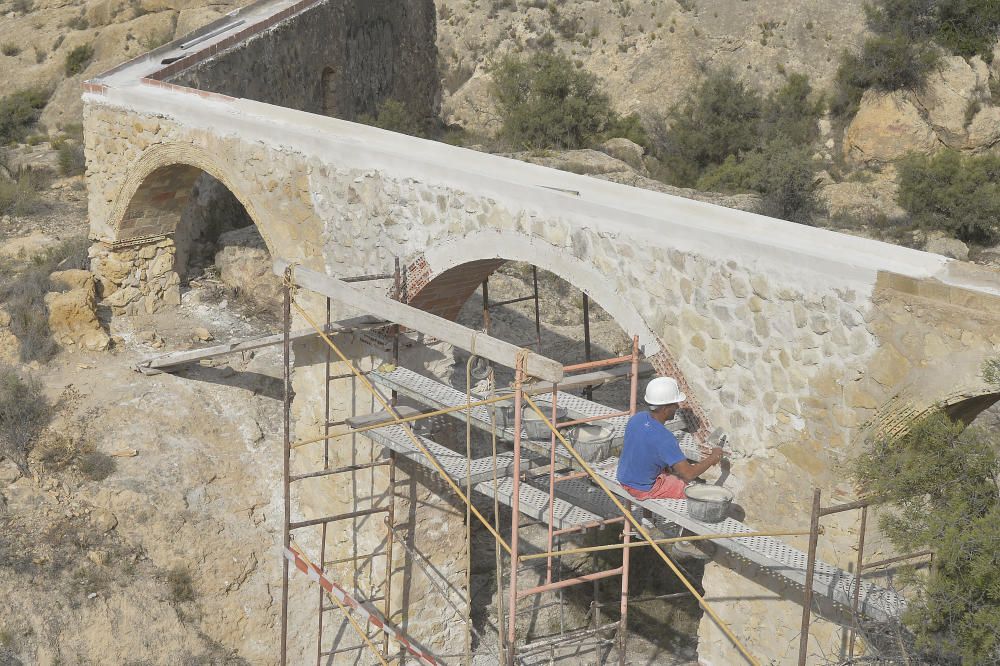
[82,0,1000,663]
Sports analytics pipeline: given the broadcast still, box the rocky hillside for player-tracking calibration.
[439,0,867,135]
[0,0,255,129]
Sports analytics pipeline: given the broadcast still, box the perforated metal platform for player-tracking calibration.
[589,458,905,623]
[476,476,605,530]
[369,367,701,462]
[361,424,518,484]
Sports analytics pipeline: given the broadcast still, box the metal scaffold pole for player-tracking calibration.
[280,273,292,666]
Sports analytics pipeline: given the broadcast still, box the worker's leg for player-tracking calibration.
[624,472,686,500]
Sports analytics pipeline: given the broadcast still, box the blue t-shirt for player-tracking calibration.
[616,411,686,491]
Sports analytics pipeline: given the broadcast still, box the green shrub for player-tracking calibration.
[65,13,89,31]
[832,0,998,120]
[1,44,20,57]
[64,44,94,77]
[984,358,1000,386]
[0,364,51,475]
[697,139,822,223]
[357,99,429,138]
[854,412,1000,664]
[57,141,85,176]
[897,150,1000,244]
[0,87,51,144]
[492,51,626,150]
[649,68,763,187]
[760,73,823,146]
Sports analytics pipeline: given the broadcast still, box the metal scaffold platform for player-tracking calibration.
[139,259,915,666]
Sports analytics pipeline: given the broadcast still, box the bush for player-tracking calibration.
[0,364,52,475]
[652,69,823,192]
[57,141,85,176]
[0,172,40,217]
[697,138,822,223]
[492,51,629,150]
[1,44,20,57]
[77,451,115,481]
[649,68,763,187]
[831,0,998,119]
[64,44,94,77]
[897,150,1000,244]
[357,99,429,138]
[0,87,51,144]
[0,236,89,363]
[854,412,1000,664]
[760,73,823,146]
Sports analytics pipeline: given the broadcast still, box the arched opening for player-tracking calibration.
[101,161,279,320]
[386,258,705,663]
[945,393,1000,427]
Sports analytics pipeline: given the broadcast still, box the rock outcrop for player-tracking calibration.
[844,90,940,163]
[214,225,282,312]
[44,269,111,351]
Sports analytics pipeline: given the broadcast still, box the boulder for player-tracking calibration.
[215,226,283,312]
[44,284,111,352]
[966,106,1000,150]
[817,176,907,222]
[506,149,636,176]
[598,138,647,172]
[49,269,97,293]
[913,56,988,147]
[924,233,970,261]
[844,90,939,163]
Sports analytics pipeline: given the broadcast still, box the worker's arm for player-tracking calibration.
[670,447,724,482]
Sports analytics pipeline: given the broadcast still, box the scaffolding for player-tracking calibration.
[139,259,914,665]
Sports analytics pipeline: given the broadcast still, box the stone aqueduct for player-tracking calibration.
[81,0,1000,663]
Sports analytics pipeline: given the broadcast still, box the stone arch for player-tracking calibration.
[868,351,1000,439]
[405,229,714,439]
[105,142,271,253]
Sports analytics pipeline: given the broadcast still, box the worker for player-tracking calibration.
[616,377,724,500]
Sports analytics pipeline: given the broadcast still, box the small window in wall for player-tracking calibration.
[322,66,338,117]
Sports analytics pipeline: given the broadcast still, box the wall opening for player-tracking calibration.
[393,259,705,662]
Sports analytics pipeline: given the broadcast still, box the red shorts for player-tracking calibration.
[623,471,687,500]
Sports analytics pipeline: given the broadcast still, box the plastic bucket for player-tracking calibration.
[683,485,734,523]
[521,405,568,440]
[572,423,616,462]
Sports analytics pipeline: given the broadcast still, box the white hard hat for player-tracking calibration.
[644,377,685,406]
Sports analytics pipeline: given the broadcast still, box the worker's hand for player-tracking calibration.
[707,447,724,465]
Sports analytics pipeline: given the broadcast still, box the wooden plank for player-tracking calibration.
[274,260,565,383]
[136,315,384,374]
[522,360,654,396]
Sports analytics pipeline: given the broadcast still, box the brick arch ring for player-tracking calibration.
[102,142,274,254]
[404,229,713,442]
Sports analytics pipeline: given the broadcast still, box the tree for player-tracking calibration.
[697,138,821,224]
[651,68,762,187]
[491,51,620,150]
[854,411,1000,664]
[897,150,1000,244]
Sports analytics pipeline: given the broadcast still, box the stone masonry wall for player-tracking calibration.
[85,96,1000,663]
[168,0,440,122]
[89,238,180,315]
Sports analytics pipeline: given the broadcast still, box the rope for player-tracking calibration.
[521,394,761,666]
[288,294,513,555]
